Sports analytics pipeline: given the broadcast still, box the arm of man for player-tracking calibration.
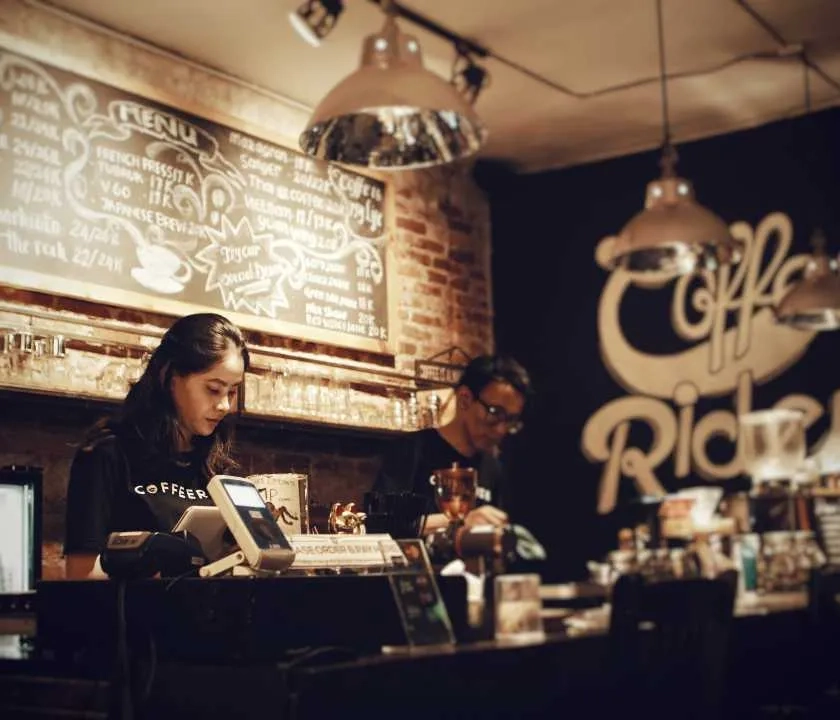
[64,435,123,579]
[422,505,508,533]
[465,505,508,527]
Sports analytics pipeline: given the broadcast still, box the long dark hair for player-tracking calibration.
[97,313,250,479]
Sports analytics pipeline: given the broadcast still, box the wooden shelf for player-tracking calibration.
[807,488,840,498]
[238,410,406,441]
[0,300,449,437]
[0,301,452,393]
[0,384,409,440]
[0,382,121,408]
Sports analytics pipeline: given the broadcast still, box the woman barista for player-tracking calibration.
[63,313,249,579]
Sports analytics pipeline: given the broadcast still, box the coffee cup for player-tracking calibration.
[136,244,191,283]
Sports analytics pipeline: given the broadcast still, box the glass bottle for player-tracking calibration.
[427,393,441,427]
[794,530,827,587]
[761,531,797,592]
[406,393,419,431]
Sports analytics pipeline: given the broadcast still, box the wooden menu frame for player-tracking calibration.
[0,44,398,356]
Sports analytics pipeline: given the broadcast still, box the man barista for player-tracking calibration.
[373,355,532,534]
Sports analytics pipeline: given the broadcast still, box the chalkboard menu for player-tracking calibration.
[0,49,390,352]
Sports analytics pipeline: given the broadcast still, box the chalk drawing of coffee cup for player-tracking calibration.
[131,244,192,294]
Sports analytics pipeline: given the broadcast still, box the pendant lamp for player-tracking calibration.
[299,2,486,170]
[608,0,742,275]
[776,231,840,330]
[774,59,840,331]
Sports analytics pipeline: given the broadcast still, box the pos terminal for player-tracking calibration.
[202,475,296,575]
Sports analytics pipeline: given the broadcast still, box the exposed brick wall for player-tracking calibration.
[0,0,494,576]
[390,167,494,370]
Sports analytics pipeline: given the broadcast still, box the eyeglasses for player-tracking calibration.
[474,396,524,435]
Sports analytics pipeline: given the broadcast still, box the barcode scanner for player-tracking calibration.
[101,530,207,580]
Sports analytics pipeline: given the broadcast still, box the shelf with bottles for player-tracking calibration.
[0,303,453,434]
[242,355,451,433]
[0,306,153,402]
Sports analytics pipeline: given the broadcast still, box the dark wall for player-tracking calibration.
[484,108,840,581]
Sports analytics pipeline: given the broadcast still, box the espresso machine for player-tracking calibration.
[739,408,814,533]
[425,463,545,573]
[733,409,830,592]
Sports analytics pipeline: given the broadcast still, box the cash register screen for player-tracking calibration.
[221,479,291,551]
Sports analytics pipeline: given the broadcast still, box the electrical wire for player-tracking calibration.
[734,0,840,96]
[139,634,158,707]
[127,567,202,709]
[736,1,840,250]
[581,51,800,98]
[284,645,357,669]
[31,0,840,111]
[734,0,787,45]
[115,580,134,720]
[374,0,840,103]
[804,52,812,114]
[163,567,198,593]
[487,47,802,101]
[797,45,833,257]
[803,55,840,97]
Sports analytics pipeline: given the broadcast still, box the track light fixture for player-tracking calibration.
[451,45,490,105]
[299,1,486,169]
[289,0,344,47]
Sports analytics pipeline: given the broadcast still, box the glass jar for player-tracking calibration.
[760,531,798,592]
[739,409,806,486]
[639,548,673,581]
[426,393,441,427]
[793,530,827,586]
[669,548,687,579]
[653,548,675,580]
[406,393,419,431]
[607,549,638,579]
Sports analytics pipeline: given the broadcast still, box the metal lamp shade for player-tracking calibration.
[610,176,741,275]
[299,16,486,169]
[776,253,840,331]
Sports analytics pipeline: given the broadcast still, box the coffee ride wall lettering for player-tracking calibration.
[0,49,390,352]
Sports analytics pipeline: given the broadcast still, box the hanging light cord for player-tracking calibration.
[803,52,812,114]
[800,49,831,258]
[656,0,671,148]
[653,0,679,176]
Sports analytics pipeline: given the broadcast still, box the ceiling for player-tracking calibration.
[28,0,840,173]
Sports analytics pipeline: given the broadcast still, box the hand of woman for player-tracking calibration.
[464,504,508,528]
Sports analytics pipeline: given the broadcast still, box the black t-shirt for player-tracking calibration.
[373,428,506,514]
[64,427,214,555]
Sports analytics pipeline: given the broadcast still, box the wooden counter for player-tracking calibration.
[0,585,821,720]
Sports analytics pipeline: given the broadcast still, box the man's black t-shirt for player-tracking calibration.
[64,427,214,555]
[373,428,506,514]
